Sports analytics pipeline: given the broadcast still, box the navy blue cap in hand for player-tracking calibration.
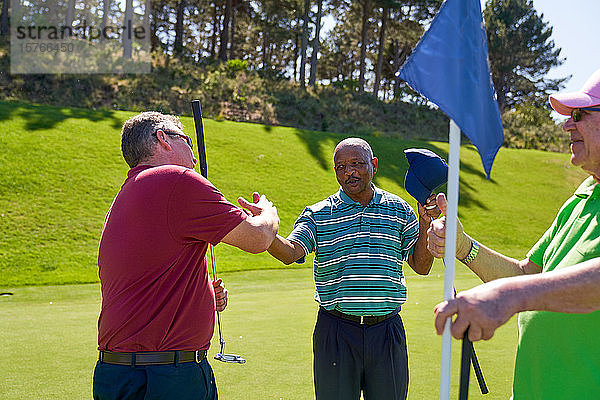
[404,148,448,205]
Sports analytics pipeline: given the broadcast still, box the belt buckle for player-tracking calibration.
[360,315,364,324]
[195,350,202,363]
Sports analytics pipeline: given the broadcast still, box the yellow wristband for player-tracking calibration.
[459,240,479,265]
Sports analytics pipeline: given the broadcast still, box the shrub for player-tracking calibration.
[502,103,568,152]
[0,39,567,152]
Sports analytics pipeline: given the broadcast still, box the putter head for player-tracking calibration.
[214,340,246,363]
[214,352,246,364]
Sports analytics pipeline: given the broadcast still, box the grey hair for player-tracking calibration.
[121,112,183,167]
[334,137,374,160]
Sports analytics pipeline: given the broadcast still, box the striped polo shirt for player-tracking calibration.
[288,186,419,316]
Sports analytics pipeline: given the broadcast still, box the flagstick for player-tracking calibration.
[439,119,461,400]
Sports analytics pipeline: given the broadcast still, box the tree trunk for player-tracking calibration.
[358,0,371,93]
[294,27,299,82]
[46,0,56,24]
[373,5,388,97]
[229,1,236,59]
[122,0,133,58]
[210,2,219,58]
[142,0,150,45]
[392,39,401,98]
[218,0,231,62]
[308,0,322,87]
[150,0,162,52]
[496,75,506,113]
[1,0,10,36]
[173,0,185,55]
[262,14,269,70]
[101,0,111,42]
[65,0,75,28]
[299,0,310,88]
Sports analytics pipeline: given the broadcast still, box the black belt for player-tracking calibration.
[99,350,207,366]
[320,306,399,326]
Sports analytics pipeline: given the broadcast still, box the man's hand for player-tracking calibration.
[213,278,228,312]
[426,193,471,259]
[417,194,441,223]
[238,192,279,232]
[433,280,517,341]
[238,192,275,216]
[222,191,279,253]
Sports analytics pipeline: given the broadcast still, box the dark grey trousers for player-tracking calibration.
[313,308,409,400]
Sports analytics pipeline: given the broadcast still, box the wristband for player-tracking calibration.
[459,239,479,265]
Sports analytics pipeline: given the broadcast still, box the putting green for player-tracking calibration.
[0,266,516,399]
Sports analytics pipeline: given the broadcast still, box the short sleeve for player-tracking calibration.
[167,169,246,245]
[527,225,553,268]
[288,208,318,262]
[400,205,419,261]
[527,196,578,267]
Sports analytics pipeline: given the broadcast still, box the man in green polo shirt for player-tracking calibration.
[428,68,600,399]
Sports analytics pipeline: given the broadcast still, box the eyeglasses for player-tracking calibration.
[156,129,193,149]
[334,161,368,172]
[167,132,194,149]
[166,132,193,149]
[571,107,600,122]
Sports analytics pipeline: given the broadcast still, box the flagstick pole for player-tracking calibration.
[439,119,461,400]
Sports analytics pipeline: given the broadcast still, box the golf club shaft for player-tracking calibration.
[457,296,487,394]
[459,328,472,400]
[191,100,225,346]
[209,244,224,339]
[471,340,489,394]
[449,283,487,395]
[209,243,226,347]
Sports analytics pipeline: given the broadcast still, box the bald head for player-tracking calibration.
[334,138,374,160]
[333,138,378,205]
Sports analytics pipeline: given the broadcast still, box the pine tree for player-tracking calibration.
[484,0,567,113]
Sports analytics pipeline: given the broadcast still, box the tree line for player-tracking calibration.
[1,0,566,114]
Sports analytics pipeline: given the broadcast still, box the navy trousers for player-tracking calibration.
[313,308,409,400]
[92,358,218,400]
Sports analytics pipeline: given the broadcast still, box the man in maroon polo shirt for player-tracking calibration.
[93,112,279,400]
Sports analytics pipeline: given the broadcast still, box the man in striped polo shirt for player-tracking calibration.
[268,138,439,400]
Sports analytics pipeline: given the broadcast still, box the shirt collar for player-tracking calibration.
[575,176,599,199]
[127,164,153,179]
[337,185,383,206]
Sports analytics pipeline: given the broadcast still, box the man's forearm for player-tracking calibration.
[434,258,600,341]
[409,219,434,275]
[267,235,302,265]
[458,233,541,282]
[245,213,278,250]
[508,258,600,314]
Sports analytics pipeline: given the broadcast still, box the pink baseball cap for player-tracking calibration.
[550,69,600,116]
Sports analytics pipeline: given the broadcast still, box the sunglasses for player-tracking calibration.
[571,107,600,122]
[158,130,193,149]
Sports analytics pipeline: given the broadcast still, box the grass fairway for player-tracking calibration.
[1,267,516,399]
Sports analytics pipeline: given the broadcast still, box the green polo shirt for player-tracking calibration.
[513,177,600,399]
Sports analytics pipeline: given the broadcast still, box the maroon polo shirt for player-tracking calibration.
[97,164,246,352]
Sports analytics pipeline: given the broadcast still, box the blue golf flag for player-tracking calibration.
[397,0,503,178]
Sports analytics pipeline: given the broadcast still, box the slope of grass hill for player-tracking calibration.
[0,100,586,287]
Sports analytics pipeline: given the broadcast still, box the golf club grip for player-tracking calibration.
[459,330,472,400]
[191,100,208,178]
